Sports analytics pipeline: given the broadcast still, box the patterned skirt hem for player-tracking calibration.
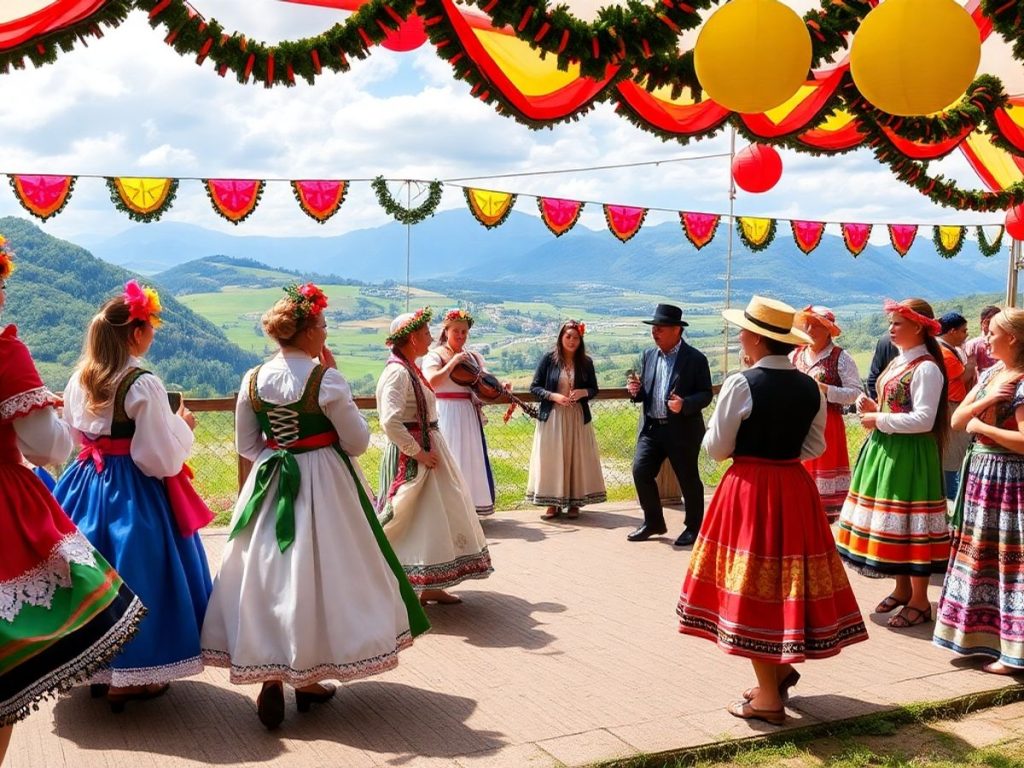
[933,636,1024,668]
[839,552,948,578]
[88,655,204,687]
[475,504,495,516]
[676,613,869,663]
[524,492,607,508]
[405,550,493,590]
[0,595,146,727]
[202,631,414,687]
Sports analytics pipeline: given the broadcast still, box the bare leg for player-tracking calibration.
[0,724,13,767]
[908,576,931,612]
[747,660,784,712]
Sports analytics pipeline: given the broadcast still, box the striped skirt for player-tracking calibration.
[802,406,851,522]
[836,431,949,577]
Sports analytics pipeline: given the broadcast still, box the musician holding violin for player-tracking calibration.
[526,319,607,520]
[423,309,505,517]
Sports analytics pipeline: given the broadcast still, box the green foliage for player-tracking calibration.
[0,216,259,393]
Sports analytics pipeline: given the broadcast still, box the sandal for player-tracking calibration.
[983,661,1023,676]
[727,699,786,726]
[874,594,908,614]
[887,605,932,629]
[742,669,800,702]
[541,507,560,520]
[566,507,581,519]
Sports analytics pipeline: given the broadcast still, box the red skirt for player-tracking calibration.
[677,457,868,663]
[802,407,850,521]
[0,462,79,581]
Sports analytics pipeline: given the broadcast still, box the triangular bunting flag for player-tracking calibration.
[291,180,348,223]
[888,224,918,257]
[679,212,720,250]
[603,205,647,243]
[841,223,872,257]
[9,175,76,221]
[464,188,517,229]
[107,177,178,223]
[736,217,777,252]
[932,225,965,258]
[790,220,826,255]
[537,197,584,237]
[205,179,264,224]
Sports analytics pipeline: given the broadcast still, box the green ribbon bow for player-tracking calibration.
[230,449,301,552]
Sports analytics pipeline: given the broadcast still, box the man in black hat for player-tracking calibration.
[626,303,713,545]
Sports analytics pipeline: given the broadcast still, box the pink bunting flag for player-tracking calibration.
[841,223,872,257]
[537,197,584,237]
[291,180,348,223]
[603,204,648,243]
[205,179,264,224]
[679,212,720,250]
[790,220,826,255]
[9,174,76,221]
[888,224,918,257]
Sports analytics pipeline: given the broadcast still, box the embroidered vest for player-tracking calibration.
[248,363,336,445]
[878,356,931,414]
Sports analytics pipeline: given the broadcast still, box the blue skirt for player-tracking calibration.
[54,455,212,686]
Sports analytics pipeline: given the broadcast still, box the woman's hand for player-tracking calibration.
[859,412,878,430]
[987,379,1018,405]
[448,351,472,369]
[817,381,829,395]
[319,345,337,370]
[966,416,988,435]
[549,393,571,407]
[177,401,197,431]
[856,394,878,414]
[415,448,439,468]
[568,388,589,402]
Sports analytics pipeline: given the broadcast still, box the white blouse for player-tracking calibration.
[874,344,943,435]
[63,357,194,478]
[703,356,827,462]
[791,343,863,405]
[14,407,72,467]
[235,350,369,462]
[376,362,436,458]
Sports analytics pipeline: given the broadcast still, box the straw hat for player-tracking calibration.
[797,304,841,337]
[722,296,812,346]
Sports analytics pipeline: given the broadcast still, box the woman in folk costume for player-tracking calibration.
[837,298,950,629]
[202,284,429,730]
[376,308,493,606]
[791,306,862,522]
[54,282,212,711]
[526,320,606,520]
[0,245,143,761]
[422,309,497,516]
[677,296,867,726]
[934,308,1024,675]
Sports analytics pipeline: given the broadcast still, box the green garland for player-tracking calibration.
[977,225,1005,256]
[735,217,777,252]
[105,177,179,223]
[0,0,133,74]
[372,177,443,225]
[386,306,433,346]
[136,0,415,87]
[932,225,965,259]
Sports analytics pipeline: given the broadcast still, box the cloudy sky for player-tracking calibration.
[0,0,1012,246]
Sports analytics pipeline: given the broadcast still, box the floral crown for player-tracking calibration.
[284,282,328,320]
[443,308,474,328]
[123,280,162,328]
[0,236,14,281]
[386,306,433,347]
[565,319,586,336]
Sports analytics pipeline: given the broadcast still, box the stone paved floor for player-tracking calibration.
[7,501,1022,768]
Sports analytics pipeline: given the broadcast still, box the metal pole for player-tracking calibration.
[722,127,737,375]
[405,181,412,312]
[1008,238,1020,308]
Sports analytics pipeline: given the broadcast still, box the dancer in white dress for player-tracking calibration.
[202,285,429,730]
[377,308,493,606]
[422,309,499,516]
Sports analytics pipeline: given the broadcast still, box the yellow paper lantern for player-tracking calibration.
[850,0,980,116]
[694,0,811,115]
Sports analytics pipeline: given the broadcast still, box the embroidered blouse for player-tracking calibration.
[873,344,943,435]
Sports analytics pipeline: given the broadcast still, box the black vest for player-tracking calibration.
[733,367,821,460]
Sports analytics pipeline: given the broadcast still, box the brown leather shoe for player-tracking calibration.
[296,683,336,713]
[257,682,285,729]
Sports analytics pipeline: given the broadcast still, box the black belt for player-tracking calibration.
[402,420,439,430]
[647,416,670,425]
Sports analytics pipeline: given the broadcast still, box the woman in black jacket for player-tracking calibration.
[526,320,607,519]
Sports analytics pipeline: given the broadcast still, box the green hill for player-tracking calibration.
[154,255,364,295]
[0,217,260,395]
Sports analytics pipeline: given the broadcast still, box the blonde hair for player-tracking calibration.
[76,297,148,414]
[261,297,318,346]
[991,307,1024,367]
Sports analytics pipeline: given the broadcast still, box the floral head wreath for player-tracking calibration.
[798,304,841,337]
[443,308,474,328]
[883,298,941,337]
[123,279,163,328]
[284,282,328,320]
[386,306,433,347]
[0,236,14,282]
[564,319,586,336]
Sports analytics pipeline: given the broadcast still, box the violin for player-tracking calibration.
[448,354,539,420]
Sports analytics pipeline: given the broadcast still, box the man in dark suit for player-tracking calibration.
[626,304,713,546]
[865,334,897,400]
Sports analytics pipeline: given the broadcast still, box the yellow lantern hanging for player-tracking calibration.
[694,0,812,114]
[850,0,980,116]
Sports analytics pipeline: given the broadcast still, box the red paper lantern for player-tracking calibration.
[732,144,783,194]
[381,13,427,52]
[1006,205,1024,241]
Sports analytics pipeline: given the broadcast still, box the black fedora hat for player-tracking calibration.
[642,303,688,327]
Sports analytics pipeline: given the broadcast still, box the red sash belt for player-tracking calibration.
[266,431,338,451]
[435,392,472,400]
[78,437,131,473]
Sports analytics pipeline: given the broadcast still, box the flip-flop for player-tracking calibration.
[727,699,786,726]
[983,661,1023,676]
[887,605,932,629]
[874,594,907,614]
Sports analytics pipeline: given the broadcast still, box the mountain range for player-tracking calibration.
[77,210,1007,306]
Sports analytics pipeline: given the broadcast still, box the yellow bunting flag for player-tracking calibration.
[464,188,517,228]
[108,177,178,222]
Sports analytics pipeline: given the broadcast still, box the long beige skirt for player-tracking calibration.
[525,404,607,508]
